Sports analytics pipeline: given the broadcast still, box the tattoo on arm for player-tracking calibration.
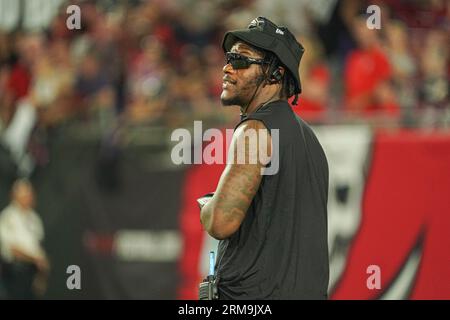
[200,120,272,238]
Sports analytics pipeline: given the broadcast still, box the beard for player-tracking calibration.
[220,75,265,107]
[220,92,245,107]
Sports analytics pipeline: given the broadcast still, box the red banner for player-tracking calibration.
[178,128,450,299]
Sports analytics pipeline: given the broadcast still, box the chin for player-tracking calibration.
[221,92,242,107]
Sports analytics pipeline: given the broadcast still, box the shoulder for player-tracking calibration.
[236,119,268,131]
[0,205,17,227]
[234,119,271,141]
[232,119,273,161]
[234,119,271,145]
[0,205,15,219]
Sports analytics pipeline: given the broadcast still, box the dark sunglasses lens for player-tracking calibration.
[231,59,249,69]
[226,53,250,69]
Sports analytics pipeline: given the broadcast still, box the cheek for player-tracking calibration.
[239,76,259,94]
[221,85,235,96]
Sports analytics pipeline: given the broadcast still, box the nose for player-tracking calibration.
[223,62,235,74]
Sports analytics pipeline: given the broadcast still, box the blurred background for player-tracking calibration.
[0,0,448,299]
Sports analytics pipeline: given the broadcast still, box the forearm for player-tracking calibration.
[200,196,237,240]
[200,199,214,234]
[199,187,250,240]
[11,246,41,264]
[12,246,49,273]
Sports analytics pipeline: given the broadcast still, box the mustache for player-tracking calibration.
[223,76,237,84]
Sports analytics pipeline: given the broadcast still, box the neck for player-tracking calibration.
[12,201,31,212]
[240,89,282,116]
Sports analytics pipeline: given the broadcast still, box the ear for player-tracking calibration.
[269,66,284,84]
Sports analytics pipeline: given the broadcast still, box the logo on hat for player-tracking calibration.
[275,28,284,35]
[249,18,265,29]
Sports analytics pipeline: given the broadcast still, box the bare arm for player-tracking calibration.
[11,246,49,272]
[200,120,272,239]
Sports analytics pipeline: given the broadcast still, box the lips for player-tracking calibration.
[222,78,236,89]
[222,82,233,89]
[223,77,236,85]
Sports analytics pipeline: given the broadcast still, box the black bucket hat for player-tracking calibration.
[222,16,304,94]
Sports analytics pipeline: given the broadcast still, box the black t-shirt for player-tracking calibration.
[215,100,329,299]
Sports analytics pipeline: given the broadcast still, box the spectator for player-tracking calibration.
[419,29,448,109]
[344,16,400,117]
[0,179,49,299]
[385,20,417,111]
[292,36,331,122]
[29,39,75,127]
[0,64,9,131]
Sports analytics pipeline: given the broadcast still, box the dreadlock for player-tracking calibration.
[282,69,299,105]
[245,44,299,105]
[262,50,299,105]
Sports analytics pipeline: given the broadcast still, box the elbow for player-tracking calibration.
[204,211,239,240]
[207,227,232,240]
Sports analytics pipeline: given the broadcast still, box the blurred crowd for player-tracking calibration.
[0,0,448,173]
[0,0,448,299]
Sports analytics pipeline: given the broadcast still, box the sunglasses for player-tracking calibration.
[225,52,268,69]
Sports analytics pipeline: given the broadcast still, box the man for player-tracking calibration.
[0,179,49,299]
[199,17,329,299]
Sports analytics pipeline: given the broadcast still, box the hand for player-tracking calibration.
[33,272,48,297]
[197,193,214,209]
[35,256,50,273]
